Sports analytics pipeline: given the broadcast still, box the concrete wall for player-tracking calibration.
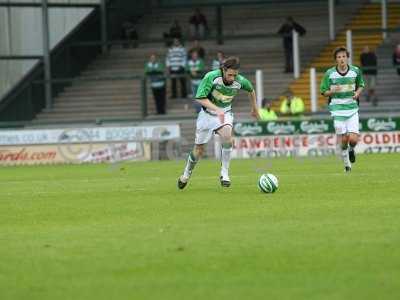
[0,0,99,100]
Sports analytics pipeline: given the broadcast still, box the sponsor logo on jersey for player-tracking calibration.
[331,83,355,93]
[212,89,234,103]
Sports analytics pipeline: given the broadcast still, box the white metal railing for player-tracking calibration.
[255,69,264,108]
[293,30,300,79]
[310,68,318,113]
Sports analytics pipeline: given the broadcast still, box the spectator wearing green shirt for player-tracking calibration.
[211,50,225,70]
[280,91,305,116]
[259,98,278,121]
[145,54,166,114]
[187,51,205,113]
[188,40,205,60]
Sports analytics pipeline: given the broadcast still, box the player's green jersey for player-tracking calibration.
[320,65,365,120]
[195,69,254,112]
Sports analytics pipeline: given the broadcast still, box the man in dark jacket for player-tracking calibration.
[393,44,400,76]
[163,20,183,47]
[189,8,208,40]
[360,46,378,106]
[277,16,306,73]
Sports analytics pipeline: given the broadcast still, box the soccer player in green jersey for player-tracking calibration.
[178,57,259,189]
[320,47,365,172]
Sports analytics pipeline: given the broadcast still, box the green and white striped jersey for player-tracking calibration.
[195,69,254,112]
[320,65,365,120]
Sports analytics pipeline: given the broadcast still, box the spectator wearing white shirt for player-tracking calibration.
[166,38,187,99]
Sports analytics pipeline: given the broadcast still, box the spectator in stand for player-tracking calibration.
[277,16,306,73]
[211,50,225,70]
[187,50,205,113]
[259,98,278,121]
[393,44,400,76]
[121,19,139,48]
[280,91,305,116]
[144,54,166,115]
[145,54,166,114]
[166,38,187,99]
[188,39,206,60]
[189,8,208,40]
[360,46,378,106]
[163,20,183,47]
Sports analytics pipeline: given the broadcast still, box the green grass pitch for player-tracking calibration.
[1,154,399,300]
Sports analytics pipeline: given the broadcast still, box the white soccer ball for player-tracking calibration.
[258,173,279,193]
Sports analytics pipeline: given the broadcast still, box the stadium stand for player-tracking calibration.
[33,1,362,123]
[289,3,400,113]
[371,32,400,112]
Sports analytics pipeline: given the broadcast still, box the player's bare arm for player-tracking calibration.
[353,87,364,99]
[196,98,225,123]
[248,90,260,120]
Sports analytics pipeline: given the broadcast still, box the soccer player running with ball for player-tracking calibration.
[320,47,365,172]
[178,56,259,189]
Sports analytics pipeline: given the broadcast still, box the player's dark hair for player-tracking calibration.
[333,47,350,59]
[222,56,240,70]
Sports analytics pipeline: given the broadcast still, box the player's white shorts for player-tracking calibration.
[334,112,360,135]
[195,109,233,145]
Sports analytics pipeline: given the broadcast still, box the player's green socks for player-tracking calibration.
[183,151,198,179]
[221,143,232,179]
